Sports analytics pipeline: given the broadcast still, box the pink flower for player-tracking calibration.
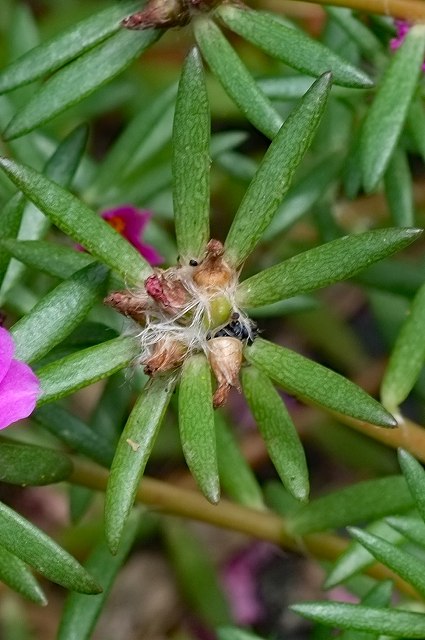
[221,542,276,626]
[390,20,425,70]
[0,327,40,429]
[101,206,163,266]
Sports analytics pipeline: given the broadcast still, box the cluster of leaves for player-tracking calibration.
[1,0,425,638]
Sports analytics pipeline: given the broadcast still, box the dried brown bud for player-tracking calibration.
[122,0,190,30]
[104,290,150,325]
[193,239,234,290]
[145,269,189,316]
[208,336,243,408]
[143,338,187,376]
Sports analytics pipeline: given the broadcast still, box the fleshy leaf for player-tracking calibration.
[339,581,393,640]
[90,83,177,199]
[173,47,210,260]
[0,545,46,605]
[36,337,139,405]
[0,157,151,283]
[288,475,411,534]
[291,603,425,638]
[325,519,403,588]
[164,520,231,626]
[218,5,373,88]
[4,28,161,139]
[194,17,282,140]
[381,281,425,410]
[0,439,72,486]
[58,512,140,640]
[245,339,397,428]
[359,24,425,192]
[11,262,108,364]
[0,193,26,288]
[397,449,425,522]
[105,376,175,554]
[241,366,309,502]
[348,526,425,598]
[34,405,115,469]
[237,229,422,308]
[215,412,264,509]
[0,501,101,593]
[387,514,425,548]
[224,72,332,266]
[218,628,266,640]
[0,239,95,280]
[179,353,219,504]
[384,147,414,227]
[0,1,141,93]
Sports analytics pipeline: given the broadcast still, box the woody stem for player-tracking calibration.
[69,456,420,600]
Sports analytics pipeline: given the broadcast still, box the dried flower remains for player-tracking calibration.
[105,239,258,407]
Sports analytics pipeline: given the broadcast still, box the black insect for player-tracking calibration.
[214,312,259,345]
[189,259,198,266]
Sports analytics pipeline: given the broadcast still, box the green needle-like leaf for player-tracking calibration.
[0,193,25,288]
[173,47,210,260]
[291,603,425,638]
[0,440,72,486]
[288,475,411,534]
[325,520,403,588]
[37,336,139,405]
[215,412,264,509]
[58,513,140,640]
[0,157,151,283]
[90,83,177,199]
[348,526,425,598]
[241,366,309,502]
[179,354,219,504]
[384,147,414,227]
[164,520,232,626]
[398,449,425,522]
[105,376,175,554]
[359,24,425,192]
[0,502,101,594]
[0,545,46,605]
[387,514,425,548]
[0,239,95,280]
[340,581,393,640]
[238,228,421,308]
[224,73,332,266]
[194,17,282,140]
[34,405,115,469]
[245,339,396,428]
[218,629,266,640]
[218,5,373,88]
[0,1,141,93]
[381,281,425,410]
[11,262,108,364]
[4,28,160,139]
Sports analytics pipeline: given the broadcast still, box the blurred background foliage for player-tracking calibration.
[1,0,425,638]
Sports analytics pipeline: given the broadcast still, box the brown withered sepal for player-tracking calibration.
[122,0,223,30]
[143,338,187,376]
[193,239,234,290]
[104,290,150,325]
[122,0,190,30]
[208,336,243,408]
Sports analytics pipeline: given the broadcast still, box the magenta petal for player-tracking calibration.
[0,360,40,429]
[0,327,15,385]
[102,206,151,237]
[137,242,164,266]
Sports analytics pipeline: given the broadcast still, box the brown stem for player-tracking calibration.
[69,456,420,600]
[288,0,425,20]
